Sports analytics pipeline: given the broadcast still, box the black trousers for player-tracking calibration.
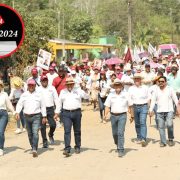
[62,109,82,152]
[41,107,56,144]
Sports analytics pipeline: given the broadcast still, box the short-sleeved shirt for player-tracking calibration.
[105,90,133,113]
[128,85,150,105]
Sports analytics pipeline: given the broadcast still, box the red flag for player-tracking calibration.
[0,15,5,26]
[124,47,132,63]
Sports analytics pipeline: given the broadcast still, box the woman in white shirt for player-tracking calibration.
[0,80,15,156]
[96,71,110,123]
[9,80,26,134]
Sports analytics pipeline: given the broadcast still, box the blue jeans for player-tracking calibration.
[98,94,107,119]
[0,110,8,150]
[17,111,26,129]
[110,113,127,152]
[133,104,148,141]
[157,112,174,144]
[62,109,82,152]
[41,107,56,144]
[25,114,41,151]
[153,104,158,128]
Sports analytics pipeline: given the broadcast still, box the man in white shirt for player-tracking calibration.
[104,79,133,157]
[71,70,82,90]
[149,76,179,147]
[141,64,156,88]
[121,65,134,91]
[128,73,150,147]
[54,77,86,157]
[46,66,58,86]
[39,75,59,148]
[15,79,47,158]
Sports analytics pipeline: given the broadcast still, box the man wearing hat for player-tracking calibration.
[15,79,47,158]
[141,64,156,88]
[128,73,150,147]
[104,78,133,157]
[71,70,82,90]
[39,75,59,148]
[54,77,87,157]
[121,64,134,91]
[46,66,58,86]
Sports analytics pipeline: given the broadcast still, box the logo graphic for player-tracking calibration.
[0,15,5,26]
[0,4,25,58]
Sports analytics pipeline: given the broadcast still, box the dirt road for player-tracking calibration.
[1,105,180,180]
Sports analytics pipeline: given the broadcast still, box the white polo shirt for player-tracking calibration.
[104,90,133,113]
[128,85,150,105]
[16,90,47,117]
[55,88,87,112]
[38,85,59,108]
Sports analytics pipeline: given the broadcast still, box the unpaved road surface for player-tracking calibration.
[1,105,180,180]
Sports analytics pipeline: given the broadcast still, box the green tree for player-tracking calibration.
[68,13,93,42]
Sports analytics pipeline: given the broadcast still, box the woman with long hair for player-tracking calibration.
[96,71,109,123]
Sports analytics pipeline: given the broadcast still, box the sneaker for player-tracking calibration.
[160,143,166,147]
[22,128,26,132]
[168,140,174,147]
[32,150,38,158]
[49,136,55,145]
[0,149,4,156]
[141,140,147,147]
[15,128,22,134]
[29,149,33,154]
[118,151,125,157]
[75,148,80,154]
[63,150,71,157]
[43,142,48,148]
[103,120,107,124]
[134,138,142,144]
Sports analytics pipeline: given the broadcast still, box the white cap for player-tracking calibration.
[71,70,76,75]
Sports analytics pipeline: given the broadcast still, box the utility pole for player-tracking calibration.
[57,10,60,39]
[128,0,132,47]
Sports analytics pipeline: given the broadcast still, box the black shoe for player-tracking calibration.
[43,142,49,148]
[118,151,125,157]
[168,140,174,147]
[49,136,55,145]
[75,148,81,154]
[63,150,71,157]
[160,143,166,147]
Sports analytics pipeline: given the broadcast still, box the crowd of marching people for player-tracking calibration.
[0,53,180,158]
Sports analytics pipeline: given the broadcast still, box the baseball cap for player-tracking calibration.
[27,79,36,85]
[40,75,48,81]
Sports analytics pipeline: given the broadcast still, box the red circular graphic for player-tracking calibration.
[0,4,25,58]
